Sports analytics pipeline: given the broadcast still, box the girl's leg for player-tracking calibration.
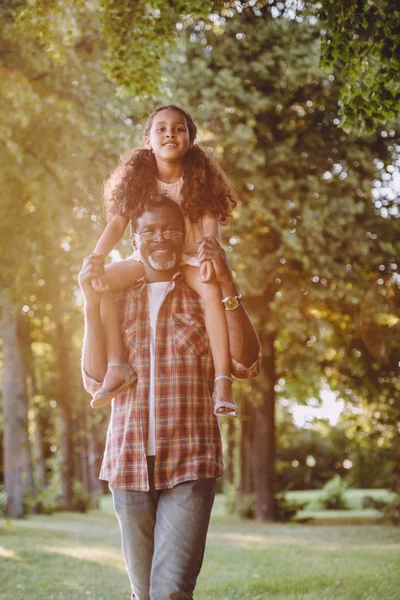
[92,259,144,407]
[182,264,237,416]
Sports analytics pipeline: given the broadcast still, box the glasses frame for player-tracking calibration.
[133,229,183,242]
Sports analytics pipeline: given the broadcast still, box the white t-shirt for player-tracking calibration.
[146,281,170,455]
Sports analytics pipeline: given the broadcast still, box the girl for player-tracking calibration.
[91,105,238,415]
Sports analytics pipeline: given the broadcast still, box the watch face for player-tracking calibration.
[225,297,239,310]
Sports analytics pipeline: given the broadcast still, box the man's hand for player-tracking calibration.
[197,237,235,291]
[78,254,105,306]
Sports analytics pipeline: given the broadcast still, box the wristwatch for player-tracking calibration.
[222,293,242,311]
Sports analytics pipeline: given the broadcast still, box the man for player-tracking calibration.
[79,197,261,600]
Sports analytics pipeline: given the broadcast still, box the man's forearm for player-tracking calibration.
[220,280,261,367]
[82,303,107,381]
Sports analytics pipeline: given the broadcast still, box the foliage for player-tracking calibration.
[225,488,306,521]
[318,474,349,510]
[70,480,94,513]
[316,0,400,132]
[225,488,256,519]
[11,1,400,130]
[0,485,7,518]
[275,492,307,522]
[36,484,62,515]
[169,4,399,514]
[276,407,350,490]
[362,493,400,525]
[13,0,225,97]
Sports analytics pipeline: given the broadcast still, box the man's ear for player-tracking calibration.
[130,234,138,250]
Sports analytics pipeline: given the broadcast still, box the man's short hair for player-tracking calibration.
[131,195,186,238]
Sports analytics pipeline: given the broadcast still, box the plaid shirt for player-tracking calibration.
[83,272,261,491]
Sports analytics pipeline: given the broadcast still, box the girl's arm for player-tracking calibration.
[94,214,130,256]
[202,212,220,240]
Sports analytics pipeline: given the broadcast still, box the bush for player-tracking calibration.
[362,494,400,525]
[225,490,306,521]
[36,484,62,515]
[0,486,7,518]
[319,474,349,510]
[275,493,307,522]
[225,490,256,519]
[71,480,93,513]
[22,494,36,515]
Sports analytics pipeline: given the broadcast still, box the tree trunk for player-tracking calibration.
[88,421,106,496]
[2,303,25,518]
[254,334,276,521]
[225,418,235,486]
[56,321,74,509]
[23,321,46,491]
[32,405,47,491]
[239,393,255,495]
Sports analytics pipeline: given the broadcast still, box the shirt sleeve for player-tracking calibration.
[231,344,262,380]
[81,366,103,397]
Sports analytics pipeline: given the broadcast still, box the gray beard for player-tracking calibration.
[148,252,177,271]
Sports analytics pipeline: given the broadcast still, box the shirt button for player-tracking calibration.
[190,320,195,325]
[163,189,167,195]
[124,328,130,334]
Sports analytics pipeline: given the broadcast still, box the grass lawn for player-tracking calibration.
[0,493,399,600]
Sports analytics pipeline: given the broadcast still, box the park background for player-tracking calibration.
[0,1,399,598]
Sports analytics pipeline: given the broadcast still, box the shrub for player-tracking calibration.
[71,480,93,513]
[362,494,400,525]
[22,494,36,515]
[225,490,256,519]
[0,486,7,518]
[36,484,62,515]
[226,490,306,521]
[275,493,307,522]
[319,474,349,510]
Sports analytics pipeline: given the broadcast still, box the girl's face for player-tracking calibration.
[145,108,192,164]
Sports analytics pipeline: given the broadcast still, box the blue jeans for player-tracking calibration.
[111,457,217,600]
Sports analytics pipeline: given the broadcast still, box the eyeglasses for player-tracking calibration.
[134,229,183,242]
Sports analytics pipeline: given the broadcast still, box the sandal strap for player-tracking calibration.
[107,362,133,382]
[214,400,237,411]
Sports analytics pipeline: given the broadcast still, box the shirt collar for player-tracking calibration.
[132,270,183,290]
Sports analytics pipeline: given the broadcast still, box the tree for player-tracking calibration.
[166,4,399,519]
[12,1,400,130]
[0,0,140,515]
[316,0,400,131]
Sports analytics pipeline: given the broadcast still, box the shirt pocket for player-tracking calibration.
[122,321,138,360]
[173,313,209,356]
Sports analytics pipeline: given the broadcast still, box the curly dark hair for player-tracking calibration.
[104,105,238,225]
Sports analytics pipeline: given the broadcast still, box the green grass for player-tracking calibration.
[1,493,399,600]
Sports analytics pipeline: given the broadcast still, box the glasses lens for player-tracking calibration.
[140,232,154,241]
[164,230,181,240]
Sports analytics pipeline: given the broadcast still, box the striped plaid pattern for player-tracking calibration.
[83,272,261,491]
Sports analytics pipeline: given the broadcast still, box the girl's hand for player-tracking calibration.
[91,276,110,293]
[199,259,216,284]
[78,254,105,305]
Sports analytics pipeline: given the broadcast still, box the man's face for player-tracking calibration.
[135,205,184,275]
